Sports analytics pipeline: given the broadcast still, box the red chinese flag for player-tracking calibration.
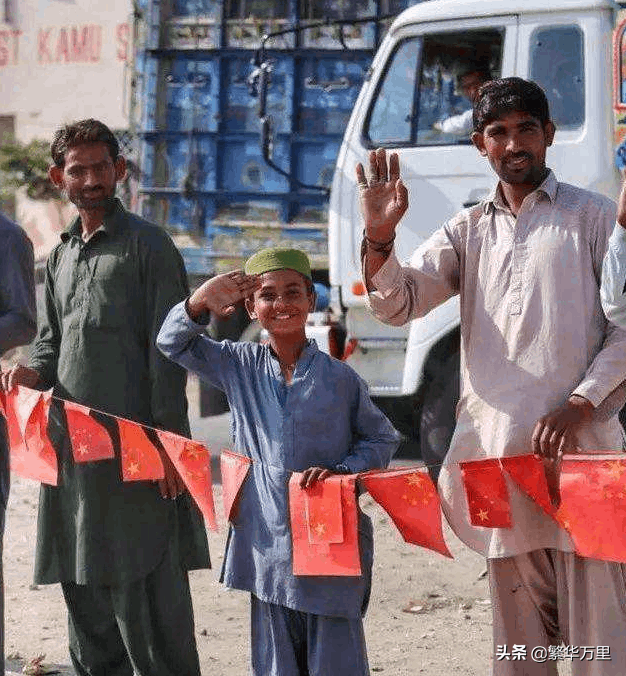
[155,429,217,532]
[555,455,626,563]
[289,474,361,576]
[4,389,26,457]
[460,458,512,528]
[12,385,41,437]
[118,418,164,482]
[305,478,344,544]
[6,388,57,485]
[220,449,252,522]
[23,392,58,484]
[501,454,556,516]
[64,401,114,463]
[359,467,452,558]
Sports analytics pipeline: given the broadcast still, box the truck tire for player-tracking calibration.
[419,348,460,483]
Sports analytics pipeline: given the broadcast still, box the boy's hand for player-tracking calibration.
[356,148,408,243]
[299,466,333,489]
[187,270,261,319]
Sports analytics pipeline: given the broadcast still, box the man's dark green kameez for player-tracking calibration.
[28,199,210,676]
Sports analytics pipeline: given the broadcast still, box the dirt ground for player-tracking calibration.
[1,378,574,676]
[3,473,495,676]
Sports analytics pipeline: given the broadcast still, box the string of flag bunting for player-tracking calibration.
[2,385,626,575]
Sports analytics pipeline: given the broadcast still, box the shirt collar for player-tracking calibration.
[269,338,318,362]
[82,225,105,243]
[268,338,319,378]
[483,169,557,214]
[60,197,125,243]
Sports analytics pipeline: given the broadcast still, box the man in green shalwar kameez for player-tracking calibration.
[4,119,210,676]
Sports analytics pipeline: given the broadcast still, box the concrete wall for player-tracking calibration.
[1,0,132,142]
[0,0,133,258]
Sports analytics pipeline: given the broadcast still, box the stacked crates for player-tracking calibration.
[133,0,415,274]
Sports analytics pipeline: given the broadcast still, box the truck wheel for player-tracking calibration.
[419,349,460,483]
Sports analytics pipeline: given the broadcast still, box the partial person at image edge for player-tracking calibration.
[0,212,37,676]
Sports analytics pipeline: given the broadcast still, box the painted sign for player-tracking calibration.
[0,23,129,67]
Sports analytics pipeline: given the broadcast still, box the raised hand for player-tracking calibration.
[187,270,261,320]
[356,148,409,243]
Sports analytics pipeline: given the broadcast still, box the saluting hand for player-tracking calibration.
[187,270,261,320]
[356,148,409,243]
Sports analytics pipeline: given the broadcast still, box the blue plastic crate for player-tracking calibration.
[135,0,417,243]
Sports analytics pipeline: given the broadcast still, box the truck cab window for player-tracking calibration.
[366,38,421,145]
[365,29,503,147]
[529,25,584,130]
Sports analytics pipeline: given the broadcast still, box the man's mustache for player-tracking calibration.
[503,151,533,163]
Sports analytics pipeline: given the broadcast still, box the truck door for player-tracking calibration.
[330,15,518,399]
[332,14,518,319]
[515,11,617,199]
[356,15,518,269]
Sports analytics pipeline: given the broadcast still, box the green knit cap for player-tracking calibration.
[244,247,312,280]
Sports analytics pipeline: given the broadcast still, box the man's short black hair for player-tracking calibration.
[457,63,491,84]
[51,119,120,168]
[473,77,551,133]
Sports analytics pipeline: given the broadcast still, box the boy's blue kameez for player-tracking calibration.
[157,300,400,621]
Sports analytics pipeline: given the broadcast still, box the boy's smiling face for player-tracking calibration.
[245,269,314,337]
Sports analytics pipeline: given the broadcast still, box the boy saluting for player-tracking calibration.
[157,247,399,676]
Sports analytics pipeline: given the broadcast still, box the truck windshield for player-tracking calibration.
[365,28,504,147]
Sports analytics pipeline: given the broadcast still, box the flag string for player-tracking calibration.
[4,384,622,475]
[5,385,626,564]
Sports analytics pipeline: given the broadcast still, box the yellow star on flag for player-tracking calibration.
[314,522,326,537]
[181,444,207,462]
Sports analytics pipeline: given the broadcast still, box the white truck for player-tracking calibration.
[321,0,626,465]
